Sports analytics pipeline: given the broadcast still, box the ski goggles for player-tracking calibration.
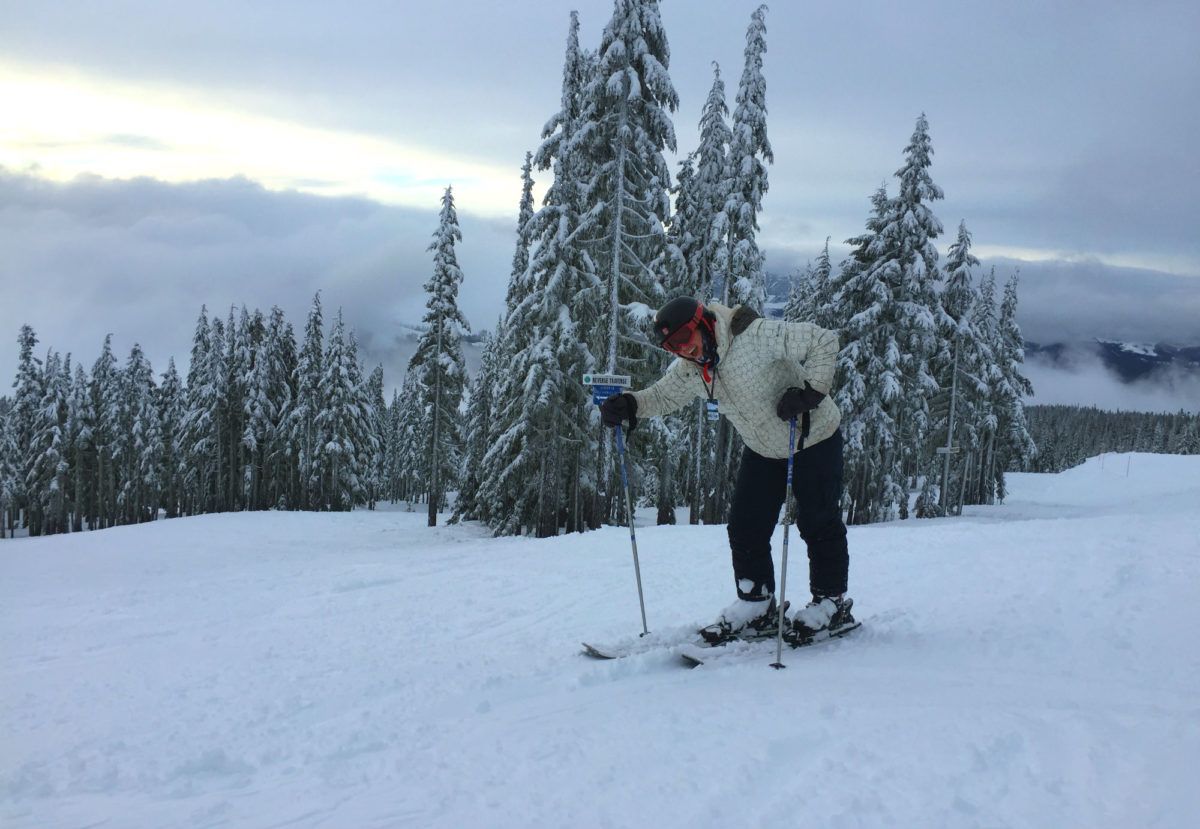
[657,305,707,352]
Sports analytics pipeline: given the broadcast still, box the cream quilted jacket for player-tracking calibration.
[631,302,841,458]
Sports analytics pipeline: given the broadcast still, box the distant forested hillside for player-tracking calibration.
[1023,405,1199,472]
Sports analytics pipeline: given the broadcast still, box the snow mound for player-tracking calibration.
[1004,452,1200,510]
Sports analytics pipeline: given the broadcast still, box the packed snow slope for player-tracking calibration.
[3,453,1199,829]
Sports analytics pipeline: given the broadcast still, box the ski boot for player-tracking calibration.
[789,594,855,641]
[699,597,782,645]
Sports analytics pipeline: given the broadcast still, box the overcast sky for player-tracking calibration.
[1,0,1198,408]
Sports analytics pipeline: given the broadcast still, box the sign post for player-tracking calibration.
[583,372,645,634]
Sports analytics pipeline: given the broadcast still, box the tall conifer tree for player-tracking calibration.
[695,63,732,302]
[721,5,772,312]
[291,294,325,510]
[582,0,678,377]
[410,187,470,526]
[990,273,1036,501]
[835,186,905,524]
[27,350,69,534]
[317,310,356,511]
[90,335,122,527]
[11,325,43,533]
[67,362,94,530]
[158,358,185,518]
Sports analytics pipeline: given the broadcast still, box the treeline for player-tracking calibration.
[0,296,395,538]
[434,1,1036,536]
[1024,405,1200,472]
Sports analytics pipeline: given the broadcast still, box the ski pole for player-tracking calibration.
[771,416,798,669]
[615,423,649,636]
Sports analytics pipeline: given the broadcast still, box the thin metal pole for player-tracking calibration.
[771,417,798,669]
[615,424,649,636]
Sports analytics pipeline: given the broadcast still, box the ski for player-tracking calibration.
[679,621,862,667]
[580,625,710,660]
[581,625,782,661]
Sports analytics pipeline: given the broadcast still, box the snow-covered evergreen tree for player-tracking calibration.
[876,114,945,515]
[157,358,185,518]
[990,272,1036,501]
[119,343,162,524]
[0,397,16,537]
[720,4,772,312]
[180,309,215,516]
[365,364,387,510]
[834,185,905,524]
[809,239,837,330]
[66,362,93,530]
[242,315,274,510]
[487,175,598,535]
[784,241,835,327]
[453,329,500,525]
[344,331,374,508]
[264,308,298,509]
[505,151,538,312]
[316,310,357,511]
[918,221,990,517]
[965,268,1000,506]
[221,307,252,510]
[699,7,773,524]
[90,334,122,528]
[27,350,69,534]
[581,0,678,377]
[383,388,403,503]
[290,294,325,510]
[474,141,557,529]
[479,10,605,537]
[393,369,427,505]
[664,153,700,296]
[409,187,470,526]
[839,115,946,521]
[663,150,714,525]
[206,314,230,512]
[783,261,816,324]
[576,0,679,525]
[10,325,44,533]
[695,62,733,302]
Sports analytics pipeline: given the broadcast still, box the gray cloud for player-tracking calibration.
[0,170,517,395]
[772,242,1200,347]
[4,163,1199,421]
[3,1,1197,272]
[983,258,1200,346]
[1025,347,1200,413]
[4,169,1198,416]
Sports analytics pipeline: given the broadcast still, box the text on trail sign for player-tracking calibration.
[582,373,631,388]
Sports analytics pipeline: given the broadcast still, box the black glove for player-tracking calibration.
[600,392,638,432]
[776,383,825,421]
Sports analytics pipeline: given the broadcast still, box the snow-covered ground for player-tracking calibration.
[3,454,1199,828]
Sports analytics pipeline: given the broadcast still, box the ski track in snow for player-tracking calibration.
[2,454,1199,828]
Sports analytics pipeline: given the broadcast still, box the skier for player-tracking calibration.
[599,296,855,643]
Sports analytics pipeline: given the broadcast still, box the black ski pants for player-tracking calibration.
[727,428,849,601]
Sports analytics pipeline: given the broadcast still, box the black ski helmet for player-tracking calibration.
[653,296,717,366]
[653,296,704,346]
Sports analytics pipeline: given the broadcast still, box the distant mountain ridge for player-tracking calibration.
[1026,340,1200,383]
